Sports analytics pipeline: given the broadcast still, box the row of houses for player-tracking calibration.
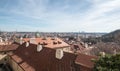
[0,37,97,71]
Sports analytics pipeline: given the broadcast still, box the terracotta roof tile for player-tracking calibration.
[75,53,97,68]
[20,62,35,71]
[0,43,19,52]
[10,43,76,71]
[11,54,23,63]
[23,37,69,49]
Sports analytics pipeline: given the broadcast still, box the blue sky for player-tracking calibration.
[0,0,120,32]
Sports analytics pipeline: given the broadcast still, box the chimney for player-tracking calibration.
[0,37,3,42]
[55,49,64,59]
[37,43,43,52]
[20,37,23,45]
[26,42,29,47]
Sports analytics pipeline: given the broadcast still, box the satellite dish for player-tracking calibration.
[55,49,64,59]
[37,44,43,52]
[26,42,29,47]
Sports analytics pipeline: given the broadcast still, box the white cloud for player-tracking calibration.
[0,0,120,32]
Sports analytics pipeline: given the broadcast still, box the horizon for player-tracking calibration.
[0,30,109,33]
[0,0,120,32]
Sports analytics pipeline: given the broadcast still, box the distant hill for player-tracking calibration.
[101,29,120,44]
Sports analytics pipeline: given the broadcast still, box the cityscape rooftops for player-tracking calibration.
[0,43,19,52]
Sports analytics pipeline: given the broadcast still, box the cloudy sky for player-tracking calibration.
[0,0,120,32]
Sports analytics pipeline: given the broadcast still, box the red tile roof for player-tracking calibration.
[23,37,69,49]
[20,62,35,71]
[75,53,97,68]
[69,43,86,54]
[9,43,76,71]
[0,43,19,52]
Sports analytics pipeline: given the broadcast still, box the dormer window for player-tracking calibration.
[53,41,57,45]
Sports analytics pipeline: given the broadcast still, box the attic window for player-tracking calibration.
[43,42,47,45]
[58,41,62,44]
[74,45,79,50]
[53,41,57,45]
[38,42,41,44]
[51,37,56,40]
[51,38,55,40]
[42,37,47,40]
[4,52,6,54]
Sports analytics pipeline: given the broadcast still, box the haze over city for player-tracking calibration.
[0,0,120,32]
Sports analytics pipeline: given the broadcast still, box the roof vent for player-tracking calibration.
[37,43,43,52]
[55,49,64,59]
[26,42,29,47]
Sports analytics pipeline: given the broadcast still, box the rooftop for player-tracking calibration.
[22,37,69,49]
[0,43,19,52]
[9,43,76,71]
[75,53,97,68]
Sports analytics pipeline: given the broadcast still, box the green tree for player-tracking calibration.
[93,54,120,71]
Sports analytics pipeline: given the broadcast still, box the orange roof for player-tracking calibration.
[20,62,35,71]
[0,43,19,52]
[10,54,35,71]
[75,53,97,68]
[9,43,76,71]
[23,37,69,49]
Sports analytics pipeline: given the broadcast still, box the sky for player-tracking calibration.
[0,0,120,32]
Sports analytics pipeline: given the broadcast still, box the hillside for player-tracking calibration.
[101,29,120,44]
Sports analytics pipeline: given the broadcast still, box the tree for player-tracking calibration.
[93,54,120,71]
